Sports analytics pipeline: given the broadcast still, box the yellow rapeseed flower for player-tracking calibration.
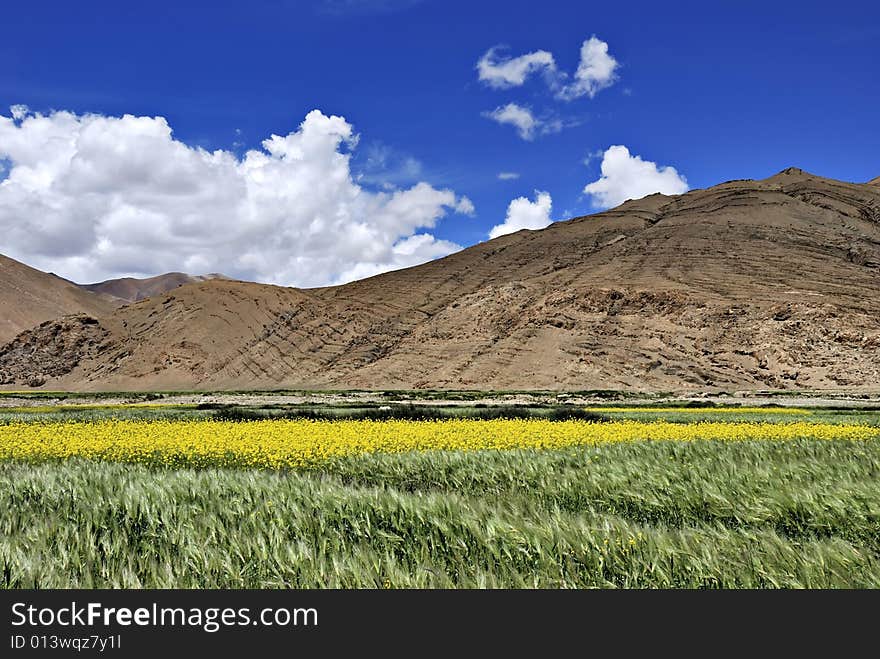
[0,419,876,469]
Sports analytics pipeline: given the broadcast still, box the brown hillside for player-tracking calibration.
[81,272,228,303]
[0,254,116,345]
[2,168,879,391]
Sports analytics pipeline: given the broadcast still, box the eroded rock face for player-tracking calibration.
[0,315,111,386]
[1,168,879,392]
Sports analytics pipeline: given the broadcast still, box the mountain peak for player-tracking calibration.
[765,166,814,182]
[79,272,230,303]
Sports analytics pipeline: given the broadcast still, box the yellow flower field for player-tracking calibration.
[0,419,877,469]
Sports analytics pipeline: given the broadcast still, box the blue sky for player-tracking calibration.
[0,0,878,285]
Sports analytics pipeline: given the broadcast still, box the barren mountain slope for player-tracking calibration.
[0,280,322,390]
[2,168,879,391]
[308,168,880,390]
[80,272,228,303]
[0,254,117,345]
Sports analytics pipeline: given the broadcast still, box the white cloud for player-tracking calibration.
[482,103,540,140]
[0,107,474,287]
[555,37,620,101]
[476,47,556,89]
[488,190,552,239]
[497,172,520,180]
[583,145,689,209]
[333,233,459,282]
[9,104,29,121]
[455,196,476,215]
[476,36,619,103]
[541,117,565,135]
[482,103,567,141]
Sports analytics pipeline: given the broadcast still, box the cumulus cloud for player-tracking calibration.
[0,106,473,286]
[455,196,476,215]
[583,145,689,209]
[334,233,459,282]
[482,103,566,141]
[476,47,556,89]
[476,36,619,101]
[9,104,29,121]
[488,190,553,239]
[497,172,520,180]
[482,103,539,140]
[555,36,620,101]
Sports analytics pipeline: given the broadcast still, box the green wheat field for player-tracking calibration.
[1,395,879,588]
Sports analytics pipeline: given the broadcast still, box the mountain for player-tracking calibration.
[79,272,228,303]
[0,254,117,346]
[1,167,879,391]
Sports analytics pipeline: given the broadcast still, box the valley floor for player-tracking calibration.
[1,400,878,588]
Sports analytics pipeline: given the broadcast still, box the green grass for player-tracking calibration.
[0,403,601,424]
[207,404,606,422]
[3,402,880,425]
[0,405,215,424]
[588,408,880,425]
[2,439,879,588]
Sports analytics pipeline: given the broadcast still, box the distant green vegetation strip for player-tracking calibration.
[0,388,645,399]
[2,440,878,588]
[3,388,877,401]
[0,404,607,424]
[2,402,880,425]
